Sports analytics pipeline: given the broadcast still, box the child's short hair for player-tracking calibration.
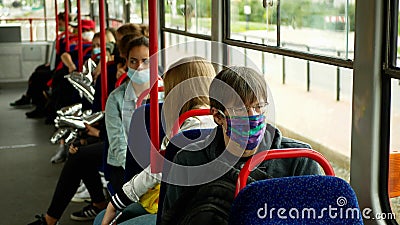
[209,66,267,112]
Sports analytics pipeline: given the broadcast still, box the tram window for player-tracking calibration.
[228,0,355,60]
[164,0,211,35]
[91,0,124,24]
[390,78,400,223]
[129,0,148,24]
[164,32,212,62]
[227,45,352,180]
[392,79,400,152]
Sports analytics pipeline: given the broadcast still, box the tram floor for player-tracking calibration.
[0,84,93,225]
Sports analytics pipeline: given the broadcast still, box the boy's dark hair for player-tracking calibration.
[209,66,267,112]
[126,36,149,59]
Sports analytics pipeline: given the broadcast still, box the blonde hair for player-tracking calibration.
[105,30,116,43]
[163,56,216,135]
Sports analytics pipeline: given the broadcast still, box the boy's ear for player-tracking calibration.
[211,107,224,126]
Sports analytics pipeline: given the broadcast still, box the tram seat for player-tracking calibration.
[102,103,165,195]
[229,175,363,225]
[125,102,165,181]
[230,149,363,225]
[156,128,213,225]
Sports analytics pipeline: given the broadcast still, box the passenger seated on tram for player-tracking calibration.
[160,66,322,224]
[114,23,147,79]
[105,36,152,194]
[49,31,116,164]
[9,12,73,118]
[27,121,109,225]
[26,31,119,225]
[22,19,96,121]
[91,29,117,81]
[95,56,217,225]
[59,19,97,73]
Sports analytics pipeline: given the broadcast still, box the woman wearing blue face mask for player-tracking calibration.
[161,66,322,224]
[104,36,150,193]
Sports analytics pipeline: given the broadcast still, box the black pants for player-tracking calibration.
[26,64,52,109]
[47,141,106,219]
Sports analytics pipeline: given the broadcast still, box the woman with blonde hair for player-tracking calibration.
[95,56,217,225]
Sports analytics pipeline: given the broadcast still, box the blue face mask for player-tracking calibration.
[92,47,101,59]
[127,67,150,84]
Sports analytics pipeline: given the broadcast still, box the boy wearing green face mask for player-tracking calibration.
[161,66,322,224]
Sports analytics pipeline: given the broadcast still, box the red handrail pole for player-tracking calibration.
[55,0,59,52]
[99,0,107,111]
[234,149,336,197]
[64,1,70,52]
[29,19,33,42]
[171,109,212,137]
[77,0,83,72]
[149,0,160,173]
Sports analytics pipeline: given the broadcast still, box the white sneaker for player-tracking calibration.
[71,187,91,203]
[76,181,86,193]
[100,174,108,189]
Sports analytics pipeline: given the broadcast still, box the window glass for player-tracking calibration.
[163,32,211,63]
[130,0,148,24]
[165,0,186,31]
[390,78,400,223]
[107,0,124,23]
[0,0,47,41]
[227,45,352,181]
[396,5,400,66]
[229,0,355,60]
[164,0,211,35]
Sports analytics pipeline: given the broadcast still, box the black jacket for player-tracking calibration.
[161,124,321,219]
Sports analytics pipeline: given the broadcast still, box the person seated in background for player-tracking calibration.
[114,23,146,79]
[91,29,117,80]
[95,56,217,225]
[104,36,151,194]
[49,31,112,164]
[21,19,96,120]
[58,19,97,73]
[160,66,322,224]
[10,12,73,118]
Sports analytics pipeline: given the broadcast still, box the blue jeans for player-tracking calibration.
[93,202,150,225]
[119,214,156,225]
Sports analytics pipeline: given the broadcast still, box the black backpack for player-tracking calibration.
[161,166,271,225]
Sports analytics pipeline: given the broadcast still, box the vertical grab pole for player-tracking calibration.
[29,19,33,42]
[99,0,108,110]
[149,0,160,173]
[55,0,59,53]
[64,1,70,52]
[77,0,83,72]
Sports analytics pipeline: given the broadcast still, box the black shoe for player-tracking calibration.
[27,214,47,225]
[10,95,31,107]
[26,109,45,118]
[70,204,102,221]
